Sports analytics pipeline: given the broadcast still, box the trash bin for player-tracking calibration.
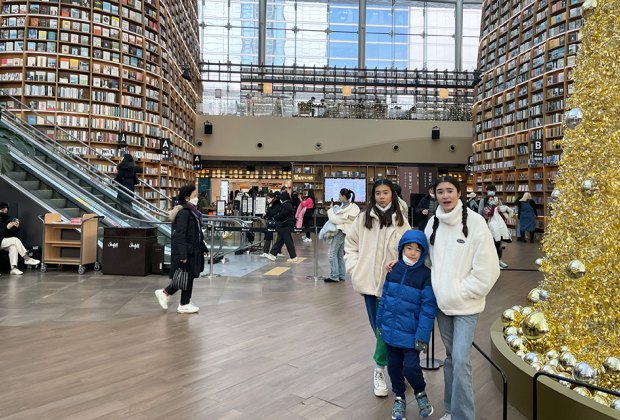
[102,227,157,276]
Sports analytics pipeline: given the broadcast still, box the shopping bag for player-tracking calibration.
[171,263,189,290]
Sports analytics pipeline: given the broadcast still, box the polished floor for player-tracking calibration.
[0,235,543,419]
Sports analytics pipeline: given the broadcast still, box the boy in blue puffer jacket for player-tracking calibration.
[377,230,438,420]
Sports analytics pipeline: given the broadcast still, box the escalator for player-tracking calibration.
[0,97,173,254]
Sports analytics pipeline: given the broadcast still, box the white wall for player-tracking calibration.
[196,115,474,164]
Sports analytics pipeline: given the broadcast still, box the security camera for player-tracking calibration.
[257,142,263,149]
[449,144,456,152]
[315,142,323,151]
[393,144,400,152]
[196,141,203,147]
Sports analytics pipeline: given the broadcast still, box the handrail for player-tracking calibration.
[0,93,172,214]
[532,371,620,420]
[472,342,508,420]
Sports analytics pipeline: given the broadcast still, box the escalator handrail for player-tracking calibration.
[0,94,172,215]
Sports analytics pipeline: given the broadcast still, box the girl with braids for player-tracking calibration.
[344,179,410,398]
[426,176,500,420]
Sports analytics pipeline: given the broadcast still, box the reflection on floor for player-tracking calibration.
[0,235,543,419]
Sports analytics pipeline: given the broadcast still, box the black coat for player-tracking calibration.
[273,200,296,228]
[415,195,437,231]
[169,205,207,279]
[264,199,282,225]
[0,214,18,242]
[115,163,138,192]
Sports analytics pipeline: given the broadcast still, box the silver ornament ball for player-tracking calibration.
[565,108,583,129]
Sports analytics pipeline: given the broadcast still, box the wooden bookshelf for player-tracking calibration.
[472,0,582,234]
[0,0,201,207]
[291,163,398,206]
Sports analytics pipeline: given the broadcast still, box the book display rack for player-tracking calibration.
[0,0,201,206]
[471,0,583,234]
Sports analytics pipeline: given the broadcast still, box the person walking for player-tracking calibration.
[377,229,437,419]
[425,176,500,420]
[478,185,508,268]
[415,185,438,231]
[155,184,207,314]
[115,153,139,215]
[344,179,410,398]
[324,188,359,283]
[265,191,298,262]
[261,192,281,258]
[0,202,40,275]
[516,192,538,242]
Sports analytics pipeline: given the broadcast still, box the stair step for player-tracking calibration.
[48,198,67,208]
[33,189,54,200]
[64,208,81,218]
[6,171,27,181]
[18,180,40,190]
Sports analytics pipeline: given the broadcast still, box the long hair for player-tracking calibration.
[429,176,468,245]
[340,188,355,202]
[364,179,404,229]
[117,153,134,169]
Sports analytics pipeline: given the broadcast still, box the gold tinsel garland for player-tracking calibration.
[499,0,620,409]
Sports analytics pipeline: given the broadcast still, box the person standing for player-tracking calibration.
[425,176,500,420]
[344,179,410,398]
[265,191,298,262]
[261,192,281,258]
[115,153,139,215]
[466,192,479,212]
[415,185,438,231]
[324,188,359,283]
[0,202,40,275]
[516,192,538,242]
[155,184,207,314]
[301,189,315,242]
[377,230,437,419]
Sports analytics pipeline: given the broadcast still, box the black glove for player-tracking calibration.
[415,340,428,353]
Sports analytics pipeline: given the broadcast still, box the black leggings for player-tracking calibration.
[270,227,296,258]
[494,241,503,259]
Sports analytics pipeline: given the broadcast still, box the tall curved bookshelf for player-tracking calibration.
[472,0,583,237]
[0,0,201,207]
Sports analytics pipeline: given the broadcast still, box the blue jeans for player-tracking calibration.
[436,311,479,420]
[329,231,346,280]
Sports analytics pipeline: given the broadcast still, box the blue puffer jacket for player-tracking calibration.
[377,230,438,349]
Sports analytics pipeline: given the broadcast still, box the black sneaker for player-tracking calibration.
[324,278,339,283]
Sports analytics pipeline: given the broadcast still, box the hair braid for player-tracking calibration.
[461,200,469,238]
[429,215,440,245]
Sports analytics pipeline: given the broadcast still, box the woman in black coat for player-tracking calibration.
[155,184,207,314]
[115,153,139,214]
[261,192,281,257]
[265,191,298,262]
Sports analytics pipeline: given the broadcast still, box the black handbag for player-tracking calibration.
[171,262,189,290]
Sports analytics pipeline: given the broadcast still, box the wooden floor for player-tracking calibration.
[0,236,543,419]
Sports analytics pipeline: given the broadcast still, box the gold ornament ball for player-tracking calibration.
[501,309,518,326]
[535,258,544,267]
[511,305,523,312]
[574,387,592,398]
[567,260,586,278]
[550,189,561,200]
[565,108,583,129]
[603,357,620,376]
[560,346,571,353]
[516,350,526,359]
[546,349,560,360]
[531,362,544,371]
[560,351,578,370]
[556,372,573,388]
[509,337,526,352]
[527,288,541,304]
[521,311,550,342]
[573,362,598,384]
[581,179,598,196]
[503,326,519,338]
[582,0,597,14]
[541,364,559,375]
[548,358,560,368]
[521,306,534,316]
[611,399,620,410]
[593,392,611,407]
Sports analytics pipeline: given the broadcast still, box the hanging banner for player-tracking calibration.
[160,138,172,161]
[193,155,202,170]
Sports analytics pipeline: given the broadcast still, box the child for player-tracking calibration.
[377,230,437,419]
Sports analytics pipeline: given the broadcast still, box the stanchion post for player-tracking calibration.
[201,221,221,279]
[306,211,325,281]
[421,323,444,370]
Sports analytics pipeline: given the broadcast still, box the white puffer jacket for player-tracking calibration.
[344,208,410,297]
[327,202,360,235]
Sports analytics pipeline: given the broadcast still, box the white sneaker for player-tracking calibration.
[10,268,23,275]
[302,237,312,242]
[286,257,300,263]
[439,414,452,420]
[374,367,388,397]
[154,289,170,310]
[177,303,199,314]
[260,253,269,258]
[499,260,509,269]
[24,258,40,266]
[265,253,277,261]
[277,253,284,257]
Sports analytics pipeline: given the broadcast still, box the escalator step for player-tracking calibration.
[18,180,40,190]
[5,171,27,181]
[48,198,68,208]
[33,190,54,199]
[64,208,81,218]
